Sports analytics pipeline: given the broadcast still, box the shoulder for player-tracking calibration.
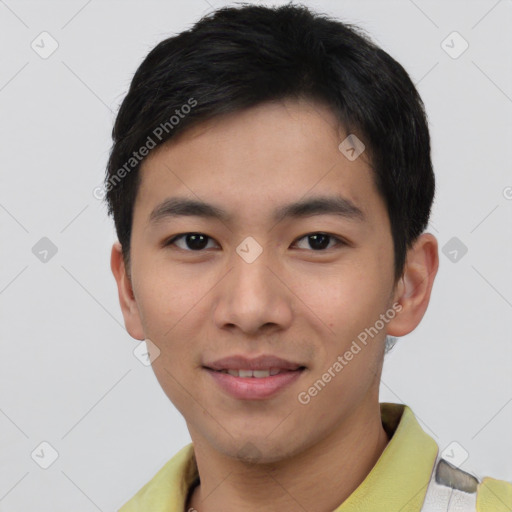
[118,443,197,512]
[476,475,512,512]
[421,457,512,512]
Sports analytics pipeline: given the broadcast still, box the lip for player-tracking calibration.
[203,354,304,372]
[203,354,306,400]
[204,367,305,400]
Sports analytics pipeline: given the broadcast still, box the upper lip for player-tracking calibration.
[204,355,305,371]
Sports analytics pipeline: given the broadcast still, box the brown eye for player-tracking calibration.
[166,233,217,251]
[293,233,345,251]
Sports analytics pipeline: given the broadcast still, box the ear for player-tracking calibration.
[110,241,145,340]
[387,233,439,337]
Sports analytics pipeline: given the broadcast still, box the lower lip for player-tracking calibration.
[204,368,304,400]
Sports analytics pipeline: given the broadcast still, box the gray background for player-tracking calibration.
[0,0,511,510]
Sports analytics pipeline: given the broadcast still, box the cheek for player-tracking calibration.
[296,261,390,392]
[292,260,385,331]
[133,256,206,337]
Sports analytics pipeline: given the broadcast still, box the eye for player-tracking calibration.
[163,232,347,252]
[164,233,218,251]
[292,232,346,251]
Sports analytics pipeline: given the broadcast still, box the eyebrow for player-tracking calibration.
[148,195,366,225]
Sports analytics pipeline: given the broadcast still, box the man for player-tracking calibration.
[106,4,511,511]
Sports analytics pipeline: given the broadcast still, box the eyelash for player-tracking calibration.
[163,232,347,252]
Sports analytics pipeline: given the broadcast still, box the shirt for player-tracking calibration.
[118,402,512,511]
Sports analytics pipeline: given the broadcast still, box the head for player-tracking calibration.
[108,4,438,463]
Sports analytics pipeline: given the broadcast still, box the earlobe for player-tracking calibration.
[110,242,145,340]
[387,233,439,338]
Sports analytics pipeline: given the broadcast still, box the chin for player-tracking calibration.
[216,434,303,465]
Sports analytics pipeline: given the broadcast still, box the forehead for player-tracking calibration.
[134,99,385,228]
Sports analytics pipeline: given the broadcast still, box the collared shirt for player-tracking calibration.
[118,402,511,511]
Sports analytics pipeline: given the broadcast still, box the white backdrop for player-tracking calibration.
[0,0,511,510]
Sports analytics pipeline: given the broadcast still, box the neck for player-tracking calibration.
[186,401,389,512]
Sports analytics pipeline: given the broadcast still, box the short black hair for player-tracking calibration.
[105,2,435,283]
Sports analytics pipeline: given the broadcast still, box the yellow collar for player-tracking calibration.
[119,403,438,511]
[335,402,438,511]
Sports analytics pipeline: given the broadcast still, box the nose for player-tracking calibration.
[212,246,294,337]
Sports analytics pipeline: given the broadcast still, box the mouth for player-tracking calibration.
[208,367,306,378]
[203,364,306,400]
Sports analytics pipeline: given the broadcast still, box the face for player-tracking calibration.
[118,99,406,463]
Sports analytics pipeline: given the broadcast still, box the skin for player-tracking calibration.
[111,98,439,512]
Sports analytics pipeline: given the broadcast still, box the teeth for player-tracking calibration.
[221,368,283,378]
[253,370,270,378]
